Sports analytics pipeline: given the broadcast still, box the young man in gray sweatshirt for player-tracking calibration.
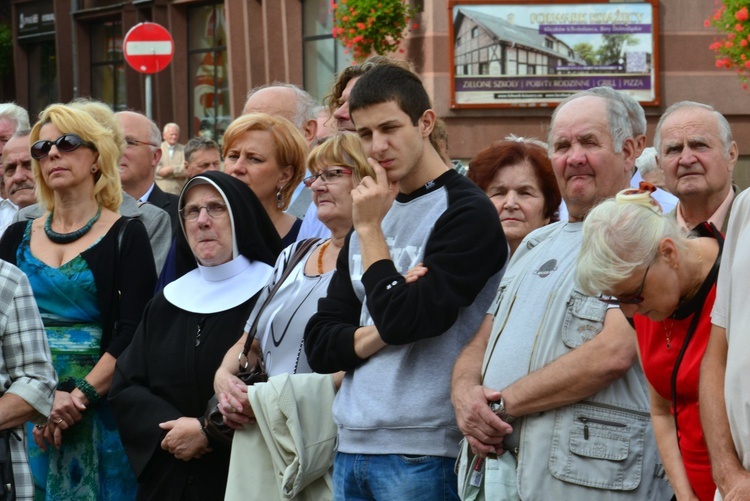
[305,64,507,500]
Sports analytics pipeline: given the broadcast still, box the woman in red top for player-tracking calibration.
[576,184,721,501]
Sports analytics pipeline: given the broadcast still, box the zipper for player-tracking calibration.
[577,416,626,440]
[481,293,517,379]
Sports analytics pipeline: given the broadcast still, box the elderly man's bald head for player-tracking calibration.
[242,84,318,148]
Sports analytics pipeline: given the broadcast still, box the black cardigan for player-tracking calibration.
[0,217,157,357]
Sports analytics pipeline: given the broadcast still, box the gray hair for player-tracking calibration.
[635,147,659,175]
[184,136,219,163]
[654,101,733,156]
[147,118,162,148]
[0,103,31,132]
[12,129,32,140]
[588,86,646,137]
[576,196,688,296]
[163,122,180,134]
[548,91,633,154]
[245,82,318,129]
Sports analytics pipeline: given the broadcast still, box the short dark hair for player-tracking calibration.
[469,139,561,222]
[349,65,431,126]
[184,136,220,163]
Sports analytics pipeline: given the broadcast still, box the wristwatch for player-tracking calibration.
[489,397,517,424]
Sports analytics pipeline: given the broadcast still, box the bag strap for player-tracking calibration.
[670,222,724,444]
[239,238,323,367]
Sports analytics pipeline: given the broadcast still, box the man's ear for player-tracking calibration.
[621,136,637,176]
[727,140,739,174]
[302,119,318,148]
[419,109,436,138]
[153,147,163,167]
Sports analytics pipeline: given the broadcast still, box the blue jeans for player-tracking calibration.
[333,452,459,501]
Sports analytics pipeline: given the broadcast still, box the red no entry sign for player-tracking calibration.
[124,22,174,74]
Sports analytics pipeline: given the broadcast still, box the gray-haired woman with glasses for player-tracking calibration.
[214,132,375,420]
[576,184,721,501]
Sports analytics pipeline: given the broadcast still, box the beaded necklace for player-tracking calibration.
[316,240,332,275]
[44,205,102,244]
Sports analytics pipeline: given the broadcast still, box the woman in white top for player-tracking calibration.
[213,132,375,423]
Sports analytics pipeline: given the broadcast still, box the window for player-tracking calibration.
[28,39,58,118]
[90,20,125,110]
[303,0,346,102]
[471,27,479,38]
[479,62,489,75]
[545,38,553,49]
[188,4,229,145]
[527,64,536,75]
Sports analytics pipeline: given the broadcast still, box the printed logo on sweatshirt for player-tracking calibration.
[350,241,424,280]
[534,259,558,278]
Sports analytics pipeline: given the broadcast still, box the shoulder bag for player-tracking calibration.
[203,238,322,446]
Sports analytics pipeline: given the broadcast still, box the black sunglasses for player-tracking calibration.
[31,134,97,160]
[599,265,650,305]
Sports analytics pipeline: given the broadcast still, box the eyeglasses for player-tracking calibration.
[31,134,97,160]
[125,138,158,148]
[303,168,353,188]
[600,265,650,305]
[179,203,228,221]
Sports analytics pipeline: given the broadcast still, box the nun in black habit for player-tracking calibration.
[109,171,282,501]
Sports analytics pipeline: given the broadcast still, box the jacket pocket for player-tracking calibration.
[561,290,607,348]
[548,402,647,491]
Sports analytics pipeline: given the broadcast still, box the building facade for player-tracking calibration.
[5,0,750,185]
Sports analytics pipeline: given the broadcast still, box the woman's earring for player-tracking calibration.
[276,187,284,208]
[91,165,98,174]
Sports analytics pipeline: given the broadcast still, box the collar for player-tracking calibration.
[137,183,156,204]
[163,255,273,313]
[676,186,735,232]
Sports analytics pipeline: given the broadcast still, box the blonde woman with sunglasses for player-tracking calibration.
[0,99,157,499]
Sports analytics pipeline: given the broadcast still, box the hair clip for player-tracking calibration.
[616,181,662,214]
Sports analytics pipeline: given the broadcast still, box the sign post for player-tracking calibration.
[123,22,175,118]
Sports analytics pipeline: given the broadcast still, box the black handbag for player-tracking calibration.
[203,238,321,446]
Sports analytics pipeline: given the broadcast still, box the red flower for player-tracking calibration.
[735,23,744,31]
[705,19,711,27]
[412,23,419,30]
[357,22,366,30]
[742,39,749,46]
[745,60,750,68]
[736,7,749,21]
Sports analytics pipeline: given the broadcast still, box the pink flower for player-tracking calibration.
[736,7,749,22]
[736,23,744,32]
[745,60,750,69]
[357,22,366,30]
[704,19,711,27]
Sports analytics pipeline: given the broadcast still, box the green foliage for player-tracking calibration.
[0,23,11,78]
[572,42,596,65]
[594,35,638,66]
[707,1,750,88]
[331,0,418,62]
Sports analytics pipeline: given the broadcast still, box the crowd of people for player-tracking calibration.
[0,54,748,501]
